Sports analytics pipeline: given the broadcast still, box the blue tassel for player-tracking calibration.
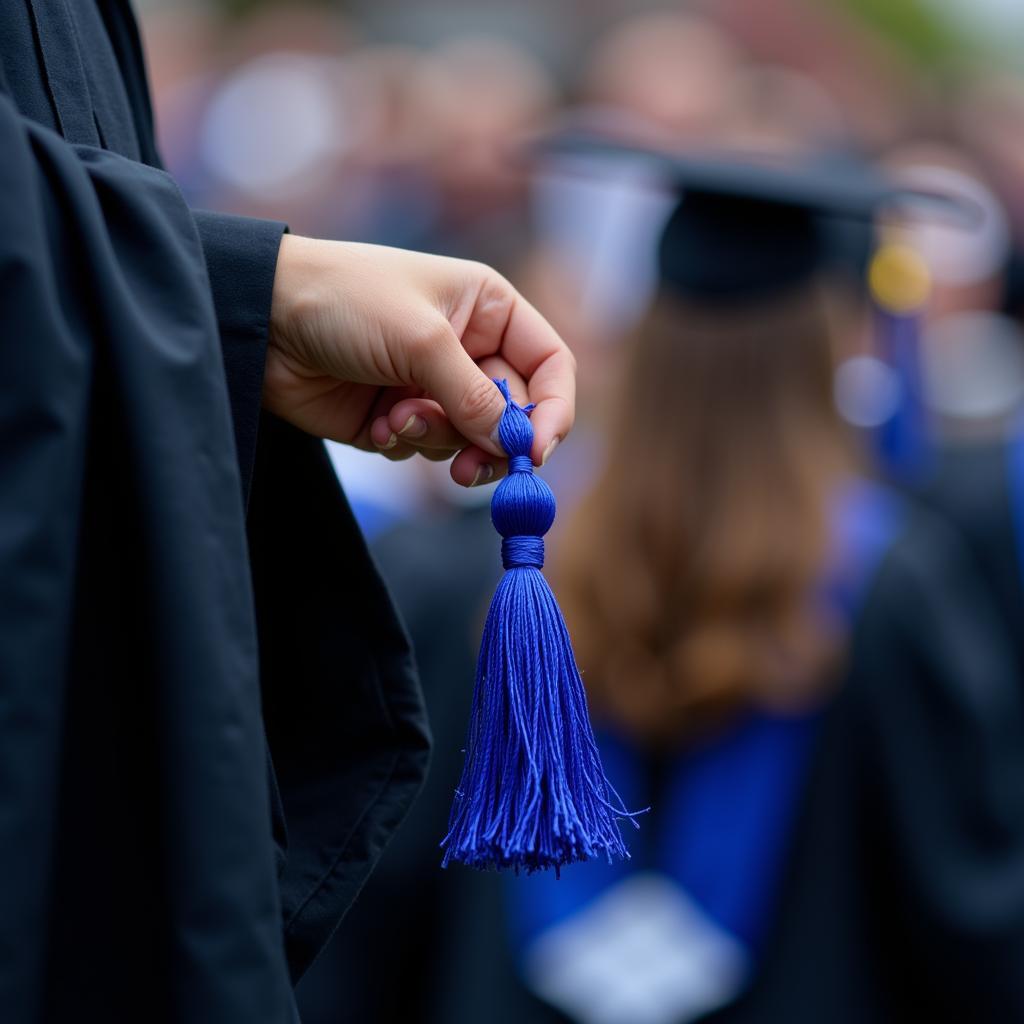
[442,379,640,873]
[873,306,933,483]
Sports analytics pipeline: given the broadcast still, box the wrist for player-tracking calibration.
[269,233,323,356]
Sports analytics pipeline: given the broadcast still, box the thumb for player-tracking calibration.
[414,328,507,457]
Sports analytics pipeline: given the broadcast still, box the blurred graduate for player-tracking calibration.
[340,142,1024,1024]
[533,143,1024,1024]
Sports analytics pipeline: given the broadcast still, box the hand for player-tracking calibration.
[265,235,575,486]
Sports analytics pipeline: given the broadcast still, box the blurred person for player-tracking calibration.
[952,73,1024,238]
[401,35,557,264]
[883,145,1011,321]
[0,3,577,1022]
[319,45,446,250]
[580,12,743,145]
[722,65,848,153]
[703,0,928,151]
[216,2,353,60]
[185,5,366,234]
[881,146,1024,443]
[516,15,743,421]
[136,5,219,194]
[415,142,1024,1024]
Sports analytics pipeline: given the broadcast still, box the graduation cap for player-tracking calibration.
[537,134,972,304]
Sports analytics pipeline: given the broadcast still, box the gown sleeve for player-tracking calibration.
[0,68,428,1012]
[0,85,297,1021]
[192,210,287,500]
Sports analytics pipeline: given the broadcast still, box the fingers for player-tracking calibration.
[476,347,571,465]
[443,363,530,486]
[451,444,507,488]
[475,357,529,405]
[496,298,575,463]
[459,275,575,465]
[356,263,575,480]
[369,357,540,484]
[522,346,576,465]
[410,325,508,459]
[370,390,512,486]
[373,397,468,455]
[373,437,418,461]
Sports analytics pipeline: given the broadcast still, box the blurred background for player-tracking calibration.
[134,2,1024,1021]
[137,0,1024,530]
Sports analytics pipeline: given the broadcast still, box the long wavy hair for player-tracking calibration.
[554,284,856,745]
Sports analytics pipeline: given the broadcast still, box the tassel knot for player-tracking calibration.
[501,535,545,569]
[442,379,641,874]
[491,469,556,539]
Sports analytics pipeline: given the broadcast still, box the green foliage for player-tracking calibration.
[832,0,975,69]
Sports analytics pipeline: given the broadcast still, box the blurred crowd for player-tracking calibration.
[140,0,1024,525]
[137,3,1024,1022]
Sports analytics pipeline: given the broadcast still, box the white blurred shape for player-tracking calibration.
[199,53,351,198]
[521,872,748,1024]
[835,356,903,428]
[923,312,1024,420]
[889,165,1009,287]
[532,158,674,338]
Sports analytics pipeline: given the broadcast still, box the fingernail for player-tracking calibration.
[541,436,561,466]
[470,464,495,487]
[375,432,398,451]
[489,424,505,454]
[398,415,427,439]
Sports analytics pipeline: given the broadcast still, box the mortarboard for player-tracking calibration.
[537,134,972,303]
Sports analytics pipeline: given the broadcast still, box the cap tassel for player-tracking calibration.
[869,243,933,481]
[441,380,641,873]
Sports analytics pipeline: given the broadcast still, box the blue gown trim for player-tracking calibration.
[1007,429,1024,587]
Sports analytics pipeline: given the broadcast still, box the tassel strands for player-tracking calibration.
[442,379,641,873]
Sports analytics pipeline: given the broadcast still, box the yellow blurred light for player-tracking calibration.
[868,243,931,313]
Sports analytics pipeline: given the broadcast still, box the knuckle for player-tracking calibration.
[407,316,453,363]
[461,373,501,425]
[464,258,495,284]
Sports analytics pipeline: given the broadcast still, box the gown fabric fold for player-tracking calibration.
[0,3,429,1020]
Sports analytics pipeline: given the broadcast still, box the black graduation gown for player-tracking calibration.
[296,505,499,1024]
[706,502,1024,1023]
[336,499,1024,1023]
[916,441,1024,674]
[0,3,429,1021]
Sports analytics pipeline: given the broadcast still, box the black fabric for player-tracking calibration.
[248,416,430,983]
[297,506,498,1022]
[0,2,429,1020]
[94,0,163,168]
[658,191,823,302]
[918,441,1024,675]
[1,0,282,499]
[194,210,287,502]
[0,83,292,1023]
[706,506,1024,1023]
[346,502,1024,1024]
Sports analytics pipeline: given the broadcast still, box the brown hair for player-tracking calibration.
[555,285,856,745]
